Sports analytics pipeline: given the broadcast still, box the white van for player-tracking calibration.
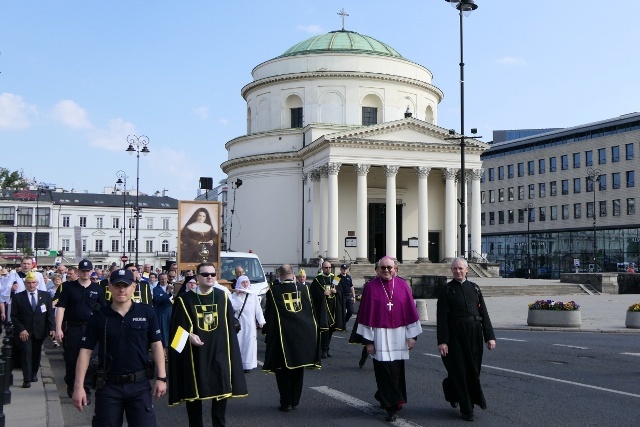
[219,251,269,303]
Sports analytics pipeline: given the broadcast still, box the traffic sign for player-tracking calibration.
[120,255,129,262]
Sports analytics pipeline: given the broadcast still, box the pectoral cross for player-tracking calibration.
[387,301,393,311]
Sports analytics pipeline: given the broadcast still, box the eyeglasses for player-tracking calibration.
[379,266,394,271]
[199,272,217,277]
[90,277,99,280]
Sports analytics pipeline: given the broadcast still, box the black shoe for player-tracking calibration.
[321,351,328,359]
[461,412,475,421]
[22,382,31,388]
[326,352,332,357]
[450,401,458,408]
[31,375,38,382]
[358,355,368,368]
[385,412,397,422]
[278,405,292,412]
[67,386,74,398]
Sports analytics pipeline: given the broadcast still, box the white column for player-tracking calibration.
[470,169,483,261]
[319,166,329,259]
[355,164,370,263]
[416,167,431,263]
[444,168,458,260]
[384,165,399,260]
[310,171,321,259]
[327,162,341,262]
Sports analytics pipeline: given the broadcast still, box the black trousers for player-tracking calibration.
[344,299,354,323]
[92,379,155,427]
[320,330,334,352]
[185,398,228,427]
[18,336,44,382]
[63,324,91,395]
[274,367,304,407]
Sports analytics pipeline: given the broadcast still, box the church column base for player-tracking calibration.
[325,258,340,265]
[355,257,368,264]
[415,258,432,264]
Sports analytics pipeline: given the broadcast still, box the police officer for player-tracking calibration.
[72,268,166,426]
[338,264,355,323]
[55,259,105,401]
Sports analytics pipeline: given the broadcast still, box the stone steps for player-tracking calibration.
[479,285,589,298]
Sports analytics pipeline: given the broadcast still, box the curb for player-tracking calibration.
[39,352,64,427]
[420,324,640,334]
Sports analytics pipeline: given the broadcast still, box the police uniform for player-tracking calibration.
[81,299,162,426]
[57,266,105,398]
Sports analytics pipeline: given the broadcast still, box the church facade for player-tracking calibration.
[221,30,489,267]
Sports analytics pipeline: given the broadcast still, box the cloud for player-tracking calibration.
[89,118,137,150]
[193,106,209,120]
[0,93,37,130]
[297,24,324,34]
[145,146,197,199]
[496,56,526,66]
[51,99,93,129]
[218,118,229,126]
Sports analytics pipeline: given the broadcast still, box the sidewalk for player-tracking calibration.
[4,278,640,427]
[3,350,63,427]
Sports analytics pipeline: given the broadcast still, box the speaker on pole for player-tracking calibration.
[199,177,213,190]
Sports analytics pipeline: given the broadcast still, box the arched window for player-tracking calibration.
[361,93,383,126]
[161,240,169,252]
[284,94,303,128]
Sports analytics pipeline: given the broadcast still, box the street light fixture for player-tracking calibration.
[444,0,480,259]
[587,167,602,272]
[523,202,534,279]
[116,170,128,266]
[126,135,150,266]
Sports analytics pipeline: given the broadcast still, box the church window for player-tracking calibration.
[362,107,377,126]
[291,107,303,128]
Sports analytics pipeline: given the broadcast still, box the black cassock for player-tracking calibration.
[309,274,346,332]
[168,288,247,405]
[436,279,495,414]
[263,280,321,371]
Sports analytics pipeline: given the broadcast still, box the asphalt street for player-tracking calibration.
[48,321,640,426]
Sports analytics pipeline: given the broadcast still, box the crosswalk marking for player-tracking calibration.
[497,338,527,342]
[621,352,640,356]
[311,386,423,427]
[552,344,588,350]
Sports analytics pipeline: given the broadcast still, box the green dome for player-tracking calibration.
[280,30,403,59]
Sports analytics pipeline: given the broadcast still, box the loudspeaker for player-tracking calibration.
[199,177,213,190]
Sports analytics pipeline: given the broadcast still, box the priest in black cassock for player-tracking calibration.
[263,264,321,412]
[437,258,496,422]
[310,261,345,358]
[168,262,247,427]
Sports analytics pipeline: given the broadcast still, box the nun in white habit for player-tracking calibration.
[231,275,265,372]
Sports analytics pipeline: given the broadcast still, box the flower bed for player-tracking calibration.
[527,299,581,327]
[626,303,640,329]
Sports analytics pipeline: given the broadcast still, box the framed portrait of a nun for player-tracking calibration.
[177,201,221,271]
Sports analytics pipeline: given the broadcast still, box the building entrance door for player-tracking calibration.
[367,203,403,263]
[428,231,440,263]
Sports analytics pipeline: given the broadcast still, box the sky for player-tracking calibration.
[2,1,639,201]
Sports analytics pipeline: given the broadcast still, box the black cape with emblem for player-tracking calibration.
[263,280,321,371]
[310,273,346,332]
[100,278,153,305]
[436,279,495,413]
[168,288,247,405]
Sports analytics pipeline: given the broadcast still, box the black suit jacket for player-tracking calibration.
[11,290,55,340]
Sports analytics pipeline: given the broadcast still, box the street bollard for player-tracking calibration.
[0,358,5,427]
[1,326,12,405]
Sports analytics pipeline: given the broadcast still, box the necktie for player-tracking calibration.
[31,292,37,311]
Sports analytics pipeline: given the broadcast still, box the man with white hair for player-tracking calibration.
[2,257,47,317]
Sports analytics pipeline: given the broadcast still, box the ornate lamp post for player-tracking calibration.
[115,171,128,265]
[523,202,534,279]
[126,135,150,266]
[587,168,602,272]
[445,0,480,259]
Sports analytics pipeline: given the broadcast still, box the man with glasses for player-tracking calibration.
[353,256,421,422]
[55,259,105,402]
[310,262,345,359]
[169,262,246,427]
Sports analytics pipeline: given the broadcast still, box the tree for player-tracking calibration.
[0,233,5,250]
[0,167,26,189]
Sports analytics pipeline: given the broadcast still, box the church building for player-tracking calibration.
[221,27,489,267]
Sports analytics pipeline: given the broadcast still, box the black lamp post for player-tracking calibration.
[116,171,128,266]
[587,167,602,272]
[34,184,47,265]
[126,135,150,267]
[445,0,479,259]
[523,202,533,279]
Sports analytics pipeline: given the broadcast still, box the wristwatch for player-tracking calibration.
[156,377,167,382]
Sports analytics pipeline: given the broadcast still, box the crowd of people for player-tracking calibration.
[0,254,497,425]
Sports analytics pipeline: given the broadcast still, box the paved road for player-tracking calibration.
[48,320,640,426]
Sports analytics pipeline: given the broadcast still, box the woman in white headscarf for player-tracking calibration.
[231,275,265,373]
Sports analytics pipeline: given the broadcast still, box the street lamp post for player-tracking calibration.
[116,171,128,266]
[587,168,602,272]
[126,135,150,267]
[523,202,533,279]
[445,0,479,259]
